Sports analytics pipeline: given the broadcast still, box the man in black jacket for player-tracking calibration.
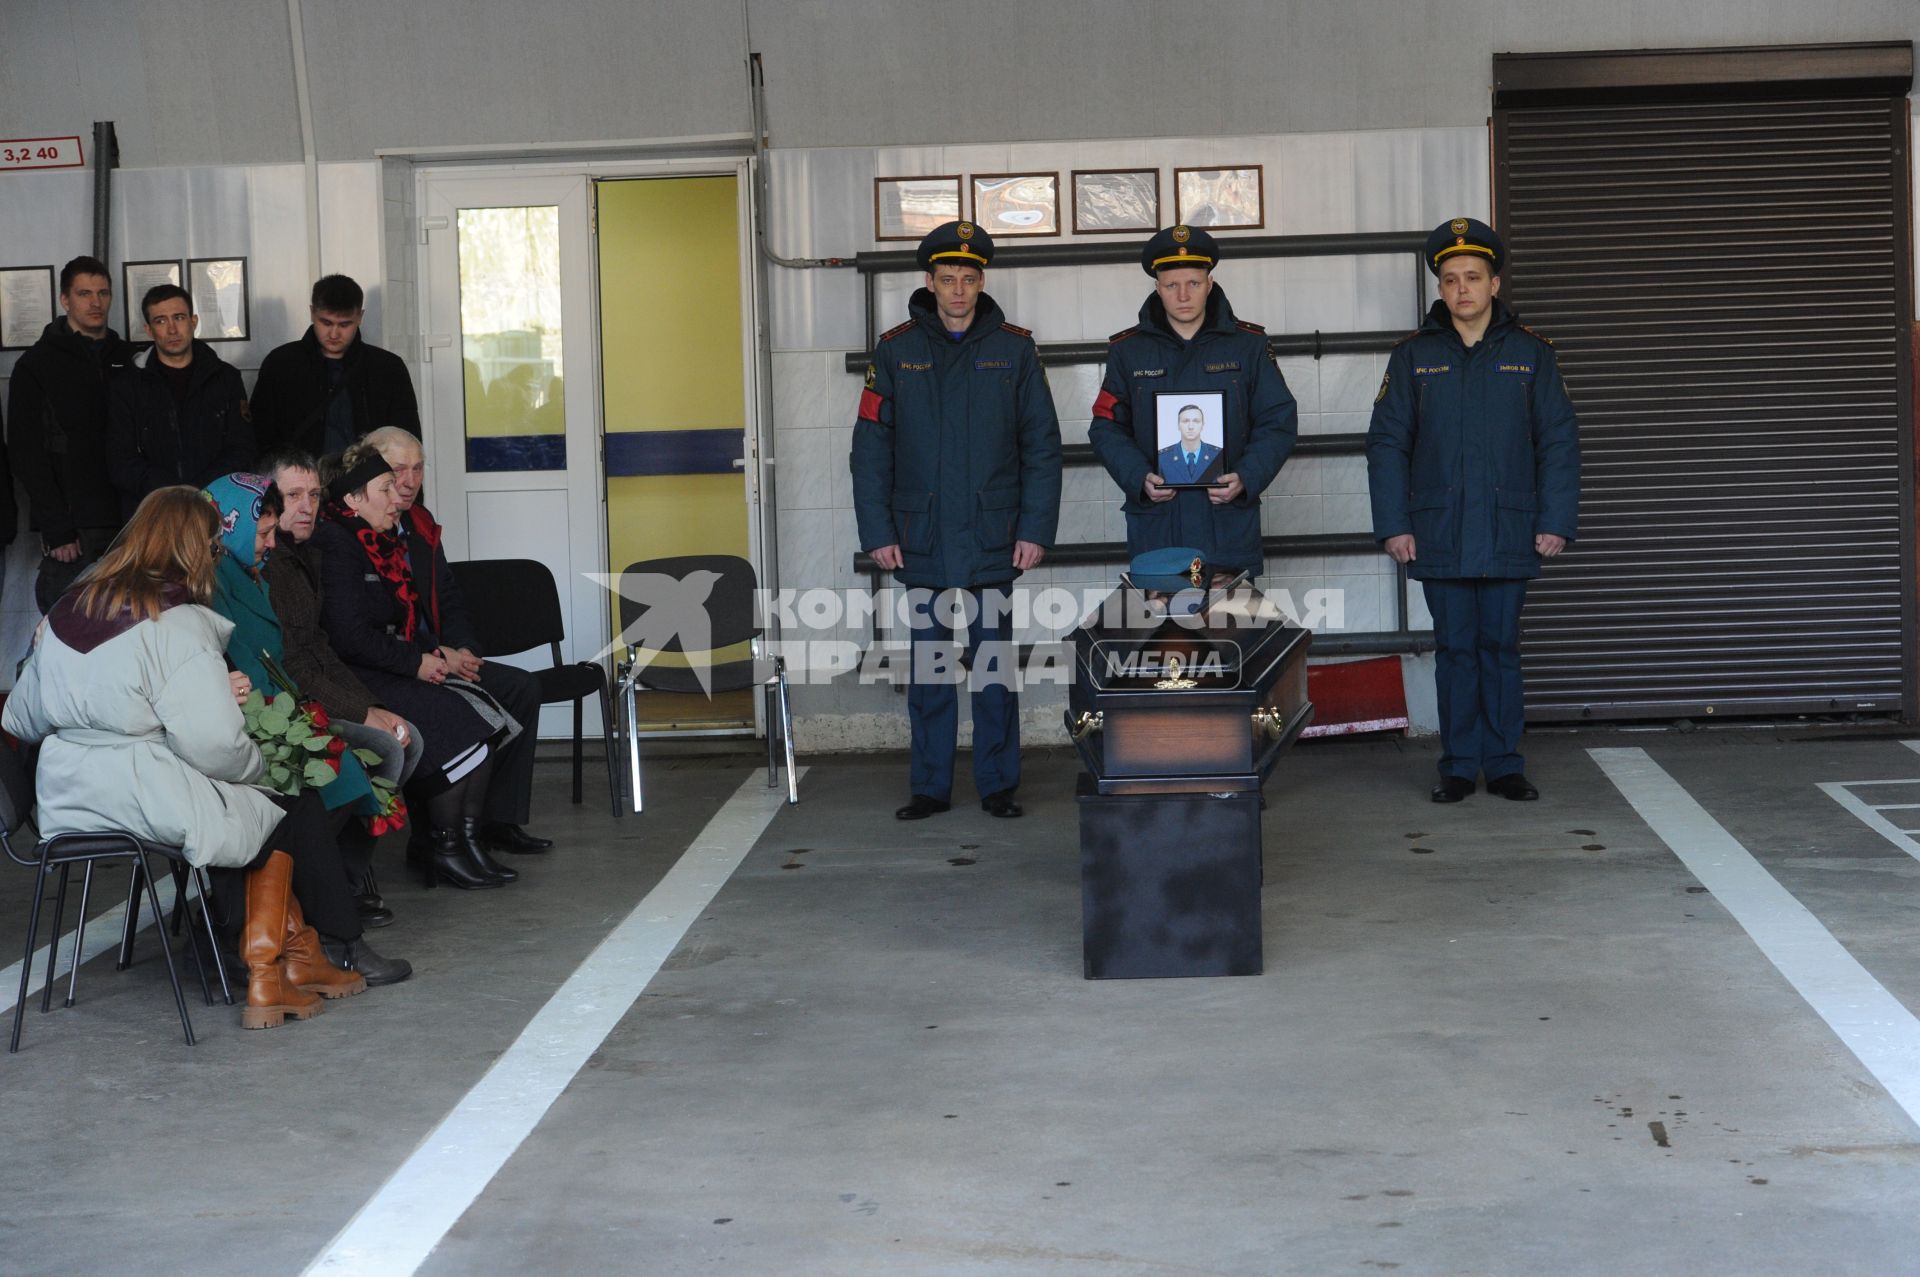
[249,274,419,460]
[7,256,134,610]
[107,285,256,516]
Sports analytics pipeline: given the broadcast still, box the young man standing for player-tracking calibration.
[107,284,256,515]
[250,274,419,459]
[850,221,1062,820]
[8,256,135,610]
[1089,226,1296,580]
[1366,217,1581,803]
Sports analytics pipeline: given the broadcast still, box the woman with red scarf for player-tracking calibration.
[313,443,519,890]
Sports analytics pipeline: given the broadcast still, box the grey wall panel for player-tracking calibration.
[750,0,1920,147]
[296,0,750,158]
[0,0,303,166]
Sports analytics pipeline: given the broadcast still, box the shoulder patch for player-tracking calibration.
[1235,319,1267,335]
[879,320,915,342]
[1107,326,1139,344]
[1516,323,1555,347]
[999,321,1032,338]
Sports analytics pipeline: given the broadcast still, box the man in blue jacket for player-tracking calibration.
[1155,403,1223,485]
[1367,218,1580,803]
[850,221,1062,820]
[1089,226,1296,578]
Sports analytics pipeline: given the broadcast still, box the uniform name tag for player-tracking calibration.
[1413,364,1451,377]
[897,360,932,372]
[1497,363,1534,376]
[1203,361,1240,373]
[1132,368,1166,378]
[974,359,1011,370]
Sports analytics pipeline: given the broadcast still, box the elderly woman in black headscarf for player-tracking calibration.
[313,442,520,890]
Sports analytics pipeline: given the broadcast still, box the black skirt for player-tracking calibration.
[350,668,501,792]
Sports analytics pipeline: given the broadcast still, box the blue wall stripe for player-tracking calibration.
[605,429,743,477]
[466,434,567,473]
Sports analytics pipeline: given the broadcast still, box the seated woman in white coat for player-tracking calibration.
[3,486,365,1029]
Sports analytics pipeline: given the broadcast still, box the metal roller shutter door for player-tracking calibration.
[1495,87,1915,722]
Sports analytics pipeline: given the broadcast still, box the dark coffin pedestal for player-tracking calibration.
[1078,776,1262,979]
[1068,584,1312,979]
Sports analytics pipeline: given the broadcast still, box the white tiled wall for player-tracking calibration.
[762,125,1489,745]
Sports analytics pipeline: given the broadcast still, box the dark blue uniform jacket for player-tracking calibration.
[1087,287,1296,573]
[850,290,1062,589]
[1366,298,1580,581]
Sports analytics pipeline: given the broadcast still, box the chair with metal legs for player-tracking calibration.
[0,740,220,1052]
[610,555,797,813]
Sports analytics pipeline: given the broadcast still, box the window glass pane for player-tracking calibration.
[458,205,566,471]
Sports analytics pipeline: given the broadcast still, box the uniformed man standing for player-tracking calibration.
[1088,226,1296,579]
[850,221,1062,821]
[1366,218,1580,803]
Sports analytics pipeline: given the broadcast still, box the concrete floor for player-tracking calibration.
[6,730,1920,1275]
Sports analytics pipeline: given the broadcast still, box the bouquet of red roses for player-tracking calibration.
[243,653,408,834]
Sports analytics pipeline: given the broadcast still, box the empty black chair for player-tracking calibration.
[449,557,621,817]
[611,555,796,811]
[0,738,225,1052]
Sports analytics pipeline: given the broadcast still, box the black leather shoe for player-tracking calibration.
[459,818,518,882]
[1486,773,1539,801]
[895,795,951,821]
[1430,776,1476,803]
[980,789,1023,818]
[423,827,504,889]
[355,892,396,929]
[322,936,413,987]
[482,822,553,854]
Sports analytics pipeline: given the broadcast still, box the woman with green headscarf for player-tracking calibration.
[205,472,411,986]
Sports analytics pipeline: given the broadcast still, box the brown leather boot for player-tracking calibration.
[282,892,368,999]
[242,850,325,1029]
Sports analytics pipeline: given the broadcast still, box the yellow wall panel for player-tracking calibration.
[597,176,744,434]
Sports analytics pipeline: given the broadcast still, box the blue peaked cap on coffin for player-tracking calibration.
[1129,546,1214,593]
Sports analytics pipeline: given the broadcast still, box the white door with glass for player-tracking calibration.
[418,173,606,735]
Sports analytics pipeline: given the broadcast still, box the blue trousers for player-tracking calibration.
[906,587,1020,801]
[1422,578,1528,781]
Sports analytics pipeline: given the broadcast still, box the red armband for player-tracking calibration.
[1091,389,1119,421]
[858,388,885,423]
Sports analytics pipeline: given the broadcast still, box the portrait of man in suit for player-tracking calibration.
[1155,394,1225,486]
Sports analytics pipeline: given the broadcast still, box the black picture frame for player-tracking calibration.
[121,259,183,339]
[187,256,250,342]
[0,265,56,351]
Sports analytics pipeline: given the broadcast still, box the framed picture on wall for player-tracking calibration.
[122,258,183,337]
[1174,166,1265,230]
[188,257,250,341]
[874,175,963,241]
[0,265,55,350]
[971,172,1060,238]
[1071,169,1159,235]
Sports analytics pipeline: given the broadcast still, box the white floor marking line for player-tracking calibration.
[1819,783,1920,864]
[304,768,803,1277]
[1592,747,1920,1130]
[0,874,177,1017]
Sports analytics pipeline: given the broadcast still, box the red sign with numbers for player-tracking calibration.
[0,137,85,171]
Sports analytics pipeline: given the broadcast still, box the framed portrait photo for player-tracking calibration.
[187,257,250,341]
[1154,391,1228,488]
[875,175,963,242]
[1174,166,1265,230]
[1071,169,1159,235]
[122,259,183,338]
[971,172,1060,237]
[0,265,55,350]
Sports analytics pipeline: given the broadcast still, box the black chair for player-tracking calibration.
[0,739,226,1052]
[448,557,621,817]
[611,555,796,812]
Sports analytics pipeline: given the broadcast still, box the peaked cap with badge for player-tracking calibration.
[1425,216,1505,274]
[1141,223,1218,275]
[917,220,995,273]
